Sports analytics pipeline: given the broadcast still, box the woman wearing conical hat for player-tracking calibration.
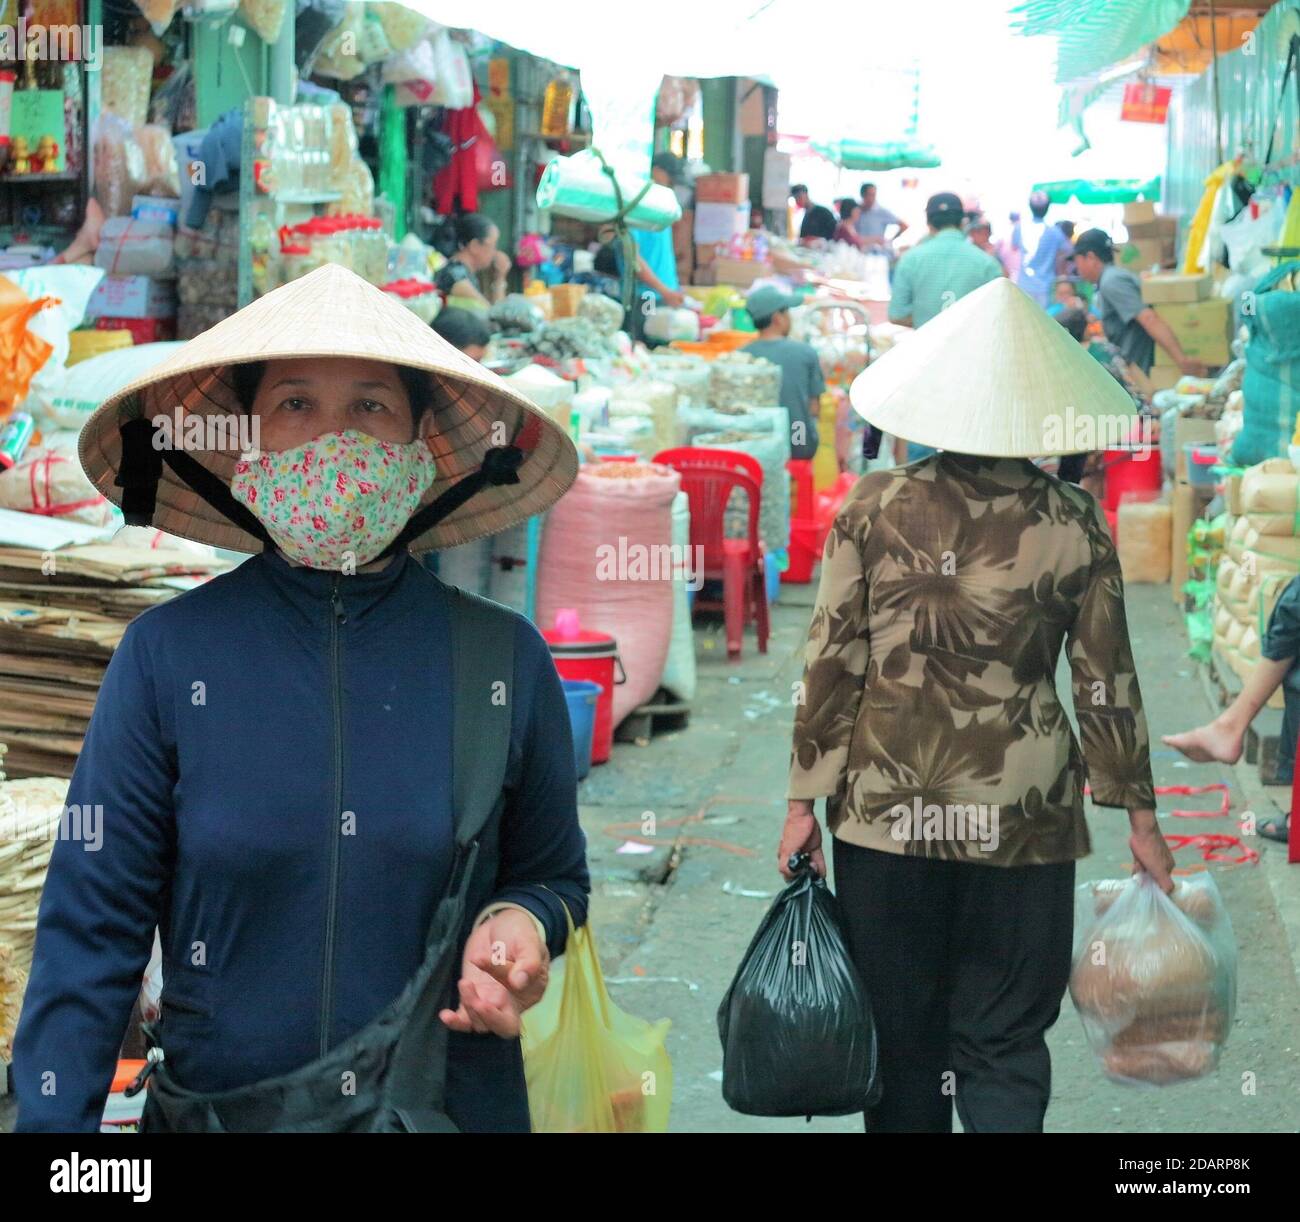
[13,264,588,1133]
[780,278,1175,1133]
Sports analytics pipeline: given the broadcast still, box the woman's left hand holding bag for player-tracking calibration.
[440,908,551,1037]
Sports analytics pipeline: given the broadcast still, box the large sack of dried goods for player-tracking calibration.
[536,463,681,726]
[1116,497,1171,584]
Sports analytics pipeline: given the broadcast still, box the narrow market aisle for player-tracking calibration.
[581,583,1300,1133]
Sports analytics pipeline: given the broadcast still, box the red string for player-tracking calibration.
[25,452,105,517]
[1085,782,1260,865]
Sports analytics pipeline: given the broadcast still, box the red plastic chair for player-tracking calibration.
[653,446,770,659]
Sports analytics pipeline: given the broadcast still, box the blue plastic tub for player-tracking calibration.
[562,679,601,780]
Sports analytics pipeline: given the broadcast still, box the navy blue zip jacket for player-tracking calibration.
[13,549,589,1132]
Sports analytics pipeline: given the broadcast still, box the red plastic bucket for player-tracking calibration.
[543,629,625,764]
[1102,448,1162,513]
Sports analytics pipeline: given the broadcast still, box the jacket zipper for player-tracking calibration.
[320,573,346,1056]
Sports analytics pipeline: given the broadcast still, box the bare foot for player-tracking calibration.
[1161,720,1244,765]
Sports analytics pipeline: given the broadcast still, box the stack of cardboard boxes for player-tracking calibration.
[1141,271,1234,391]
[83,194,180,343]
[1118,200,1177,272]
[692,172,771,288]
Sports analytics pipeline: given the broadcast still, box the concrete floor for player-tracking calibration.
[578,580,1300,1133]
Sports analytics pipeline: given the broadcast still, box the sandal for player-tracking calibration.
[1259,814,1291,844]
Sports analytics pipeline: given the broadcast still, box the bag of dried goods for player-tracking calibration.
[1116,497,1171,584]
[94,217,175,278]
[102,46,154,128]
[0,434,118,526]
[315,5,366,80]
[374,1,434,51]
[239,0,287,43]
[130,0,177,30]
[536,463,681,726]
[1240,459,1300,536]
[1070,873,1235,1085]
[136,124,180,197]
[708,351,780,412]
[695,425,791,553]
[91,114,147,218]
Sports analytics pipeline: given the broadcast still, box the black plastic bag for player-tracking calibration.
[717,855,881,1117]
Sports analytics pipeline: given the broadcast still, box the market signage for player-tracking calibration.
[1120,82,1173,124]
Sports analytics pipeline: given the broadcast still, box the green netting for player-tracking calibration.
[1031,176,1162,203]
[1012,0,1191,84]
[812,139,941,171]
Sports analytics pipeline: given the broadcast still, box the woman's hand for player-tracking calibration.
[492,250,512,278]
[778,799,826,880]
[439,907,549,1037]
[1128,808,1175,894]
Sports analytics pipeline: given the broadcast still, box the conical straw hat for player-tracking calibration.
[79,263,579,554]
[850,277,1139,457]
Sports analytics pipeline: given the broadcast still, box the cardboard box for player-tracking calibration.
[709,256,772,288]
[694,242,717,266]
[1124,200,1158,226]
[695,172,749,204]
[1119,239,1172,271]
[1153,297,1234,366]
[693,201,749,245]
[95,315,177,343]
[1142,272,1213,304]
[1147,364,1182,391]
[85,274,177,321]
[1126,215,1177,241]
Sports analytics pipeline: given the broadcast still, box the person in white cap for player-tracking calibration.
[779,277,1174,1134]
[13,264,588,1134]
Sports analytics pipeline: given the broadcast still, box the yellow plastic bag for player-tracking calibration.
[520,908,672,1132]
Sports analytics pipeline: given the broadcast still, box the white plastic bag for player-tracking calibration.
[46,341,184,431]
[2,265,104,419]
[430,30,473,110]
[1070,873,1236,1086]
[94,216,175,278]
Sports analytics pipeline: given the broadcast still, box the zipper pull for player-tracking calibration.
[331,576,347,624]
[122,1047,164,1097]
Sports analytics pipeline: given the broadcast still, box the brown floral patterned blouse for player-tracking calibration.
[788,453,1156,867]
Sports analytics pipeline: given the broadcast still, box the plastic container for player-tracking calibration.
[764,551,781,605]
[542,610,625,765]
[561,679,601,780]
[1102,448,1163,513]
[1185,443,1220,489]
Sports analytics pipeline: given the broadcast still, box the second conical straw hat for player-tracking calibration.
[850,277,1139,457]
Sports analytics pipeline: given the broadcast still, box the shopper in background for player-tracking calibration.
[631,152,688,313]
[792,184,838,245]
[1072,228,1208,377]
[434,213,512,306]
[834,198,867,248]
[856,182,907,248]
[1016,191,1072,308]
[431,307,492,363]
[888,192,1003,463]
[966,215,1007,275]
[1046,275,1084,317]
[744,285,825,461]
[997,210,1024,281]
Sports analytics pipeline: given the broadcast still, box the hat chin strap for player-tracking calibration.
[116,417,529,559]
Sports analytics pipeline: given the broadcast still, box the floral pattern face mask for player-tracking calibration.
[230,430,438,570]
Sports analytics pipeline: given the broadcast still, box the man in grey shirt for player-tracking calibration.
[855,182,908,247]
[743,286,825,460]
[1072,228,1208,377]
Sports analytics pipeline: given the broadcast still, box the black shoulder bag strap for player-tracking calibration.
[382,583,516,1126]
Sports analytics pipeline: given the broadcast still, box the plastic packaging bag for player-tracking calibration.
[717,857,880,1116]
[520,906,672,1132]
[136,123,180,197]
[47,341,184,431]
[239,0,288,44]
[94,216,175,278]
[3,265,103,418]
[91,114,147,218]
[1070,873,1236,1086]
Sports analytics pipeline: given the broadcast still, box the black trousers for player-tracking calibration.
[832,840,1075,1133]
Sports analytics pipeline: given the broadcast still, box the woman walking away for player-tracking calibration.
[781,277,1173,1134]
[14,264,586,1133]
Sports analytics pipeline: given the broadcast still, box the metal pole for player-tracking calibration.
[269,9,295,106]
[1209,0,1224,164]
